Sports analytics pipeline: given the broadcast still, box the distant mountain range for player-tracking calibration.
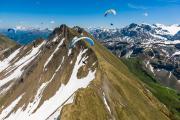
[88,23,180,91]
[1,23,180,45]
[87,23,180,42]
[0,27,52,45]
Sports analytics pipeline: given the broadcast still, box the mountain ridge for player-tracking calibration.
[88,23,180,42]
[89,23,180,92]
[0,24,177,120]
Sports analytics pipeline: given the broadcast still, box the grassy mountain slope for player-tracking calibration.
[60,29,171,120]
[0,34,19,60]
[0,34,17,50]
[122,58,180,120]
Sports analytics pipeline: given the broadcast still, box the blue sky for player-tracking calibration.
[0,0,180,28]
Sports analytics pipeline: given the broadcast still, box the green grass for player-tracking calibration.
[0,34,17,46]
[122,58,180,120]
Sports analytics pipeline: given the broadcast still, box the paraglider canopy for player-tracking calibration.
[7,28,16,39]
[104,9,117,17]
[7,28,16,33]
[69,37,94,48]
[110,23,114,26]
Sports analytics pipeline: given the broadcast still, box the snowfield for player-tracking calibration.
[172,51,180,56]
[44,38,65,69]
[0,94,24,120]
[164,40,180,45]
[0,48,21,72]
[0,49,96,120]
[47,94,75,120]
[155,24,180,35]
[0,41,45,91]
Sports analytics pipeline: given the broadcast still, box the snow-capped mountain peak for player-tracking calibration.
[154,23,180,35]
[14,25,27,31]
[89,23,180,43]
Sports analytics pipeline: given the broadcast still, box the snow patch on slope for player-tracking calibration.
[149,33,167,40]
[47,94,75,120]
[0,41,45,88]
[52,35,59,42]
[103,92,111,114]
[68,49,72,56]
[0,83,13,95]
[5,49,96,120]
[19,56,65,115]
[44,38,65,69]
[0,48,21,72]
[155,24,180,35]
[125,50,133,58]
[146,61,155,75]
[164,40,180,45]
[0,94,24,120]
[149,64,154,74]
[172,51,180,56]
[168,72,172,78]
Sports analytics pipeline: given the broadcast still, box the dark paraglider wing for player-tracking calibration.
[7,28,16,33]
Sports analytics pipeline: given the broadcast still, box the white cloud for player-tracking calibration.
[128,3,148,10]
[144,12,149,17]
[50,21,55,24]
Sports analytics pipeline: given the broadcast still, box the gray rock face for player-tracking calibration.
[88,23,180,91]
